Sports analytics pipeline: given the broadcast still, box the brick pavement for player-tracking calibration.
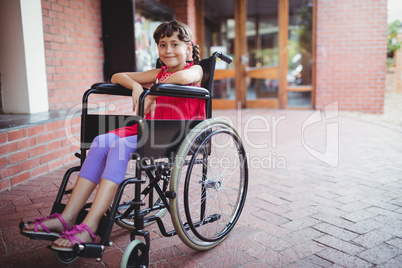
[1,109,402,267]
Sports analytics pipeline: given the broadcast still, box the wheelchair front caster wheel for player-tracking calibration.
[53,250,78,265]
[120,239,149,268]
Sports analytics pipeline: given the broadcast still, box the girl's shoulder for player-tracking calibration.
[184,62,195,70]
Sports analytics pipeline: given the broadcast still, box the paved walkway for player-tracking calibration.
[1,107,402,267]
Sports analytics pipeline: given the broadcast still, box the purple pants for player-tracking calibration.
[79,133,137,185]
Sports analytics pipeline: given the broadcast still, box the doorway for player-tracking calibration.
[245,0,281,108]
[201,0,314,109]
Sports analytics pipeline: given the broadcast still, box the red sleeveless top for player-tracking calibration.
[109,62,206,137]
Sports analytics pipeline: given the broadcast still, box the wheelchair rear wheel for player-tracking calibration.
[170,118,248,251]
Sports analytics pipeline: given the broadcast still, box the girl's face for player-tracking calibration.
[157,32,191,72]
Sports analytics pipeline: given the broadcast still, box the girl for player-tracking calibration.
[22,20,204,251]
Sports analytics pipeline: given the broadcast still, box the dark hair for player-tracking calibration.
[153,20,200,64]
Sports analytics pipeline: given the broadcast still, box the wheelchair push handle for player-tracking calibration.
[213,51,233,64]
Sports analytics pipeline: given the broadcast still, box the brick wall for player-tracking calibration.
[0,95,133,192]
[160,0,197,37]
[42,0,105,110]
[315,0,388,113]
[0,118,81,191]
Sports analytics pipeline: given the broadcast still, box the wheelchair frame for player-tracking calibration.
[31,52,248,267]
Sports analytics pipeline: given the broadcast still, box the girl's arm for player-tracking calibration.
[111,69,160,89]
[161,65,203,85]
[111,69,160,116]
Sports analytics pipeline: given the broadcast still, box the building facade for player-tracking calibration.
[0,0,388,191]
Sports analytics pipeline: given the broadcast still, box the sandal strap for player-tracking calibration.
[33,213,68,233]
[77,223,97,243]
[61,228,83,245]
[34,217,50,233]
[60,223,97,246]
[54,213,69,230]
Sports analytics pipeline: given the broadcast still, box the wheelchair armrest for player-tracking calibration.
[89,83,132,97]
[149,83,210,98]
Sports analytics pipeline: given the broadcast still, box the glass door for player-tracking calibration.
[203,0,282,109]
[246,0,280,108]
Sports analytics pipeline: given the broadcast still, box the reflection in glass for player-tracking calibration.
[134,1,174,72]
[288,0,313,107]
[134,16,160,72]
[247,0,279,100]
[204,1,235,99]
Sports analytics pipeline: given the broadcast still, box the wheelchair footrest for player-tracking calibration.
[47,243,105,259]
[73,243,105,258]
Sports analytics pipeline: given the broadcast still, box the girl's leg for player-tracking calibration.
[59,176,98,226]
[79,133,121,184]
[24,176,98,233]
[52,179,119,248]
[23,133,120,233]
[52,135,137,247]
[102,135,138,184]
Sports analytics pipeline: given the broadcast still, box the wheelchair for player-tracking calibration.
[22,52,248,267]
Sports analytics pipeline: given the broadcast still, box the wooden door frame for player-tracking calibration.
[312,0,316,109]
[234,0,247,108]
[278,0,288,109]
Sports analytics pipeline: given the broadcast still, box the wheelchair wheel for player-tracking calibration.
[170,118,248,251]
[53,250,78,265]
[115,178,167,230]
[120,239,149,268]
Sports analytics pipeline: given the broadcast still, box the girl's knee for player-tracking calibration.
[108,137,137,161]
[111,137,137,152]
[91,133,119,149]
[100,176,123,186]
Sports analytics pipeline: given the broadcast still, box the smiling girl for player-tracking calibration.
[21,20,205,251]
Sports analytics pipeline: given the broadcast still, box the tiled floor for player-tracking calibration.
[1,108,402,267]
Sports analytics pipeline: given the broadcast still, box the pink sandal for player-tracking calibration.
[51,223,97,252]
[20,212,69,241]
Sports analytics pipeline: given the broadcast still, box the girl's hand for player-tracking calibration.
[133,89,157,117]
[132,87,143,115]
[144,97,156,118]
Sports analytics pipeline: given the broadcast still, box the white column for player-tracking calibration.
[0,0,48,114]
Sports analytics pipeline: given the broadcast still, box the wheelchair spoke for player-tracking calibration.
[170,118,248,250]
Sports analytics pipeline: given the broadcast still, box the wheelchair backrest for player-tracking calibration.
[157,57,217,93]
